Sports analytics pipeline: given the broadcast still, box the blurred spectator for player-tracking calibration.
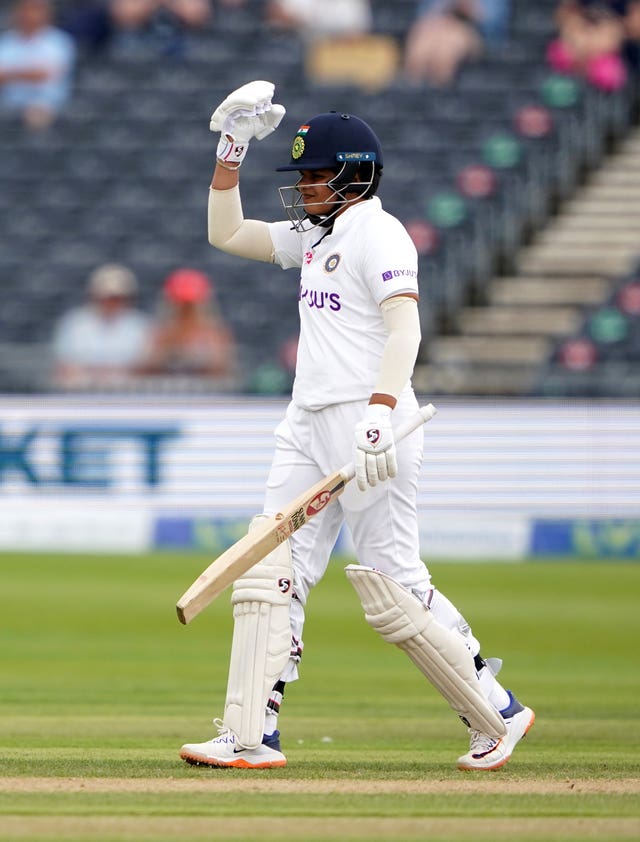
[0,0,76,130]
[265,1,399,91]
[546,1,640,91]
[164,0,212,30]
[265,0,372,41]
[140,268,238,379]
[106,0,181,58]
[61,0,213,58]
[159,0,215,58]
[52,264,151,389]
[403,0,511,87]
[624,0,640,68]
[109,0,213,58]
[58,1,112,52]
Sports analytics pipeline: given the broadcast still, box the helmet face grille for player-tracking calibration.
[278,162,378,232]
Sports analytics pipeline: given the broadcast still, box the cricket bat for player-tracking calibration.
[176,403,437,625]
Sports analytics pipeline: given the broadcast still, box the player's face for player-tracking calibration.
[295,169,340,215]
[279,163,368,231]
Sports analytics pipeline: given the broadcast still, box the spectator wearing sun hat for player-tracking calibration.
[139,267,238,379]
[51,263,152,390]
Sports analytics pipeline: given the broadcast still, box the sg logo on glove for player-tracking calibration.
[366,427,381,446]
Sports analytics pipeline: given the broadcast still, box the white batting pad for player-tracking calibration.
[223,516,293,748]
[345,565,506,739]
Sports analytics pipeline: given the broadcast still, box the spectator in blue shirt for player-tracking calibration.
[0,0,76,129]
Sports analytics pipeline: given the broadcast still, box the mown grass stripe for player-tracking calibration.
[0,791,638,818]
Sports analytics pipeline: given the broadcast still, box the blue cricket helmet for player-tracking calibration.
[276,111,383,172]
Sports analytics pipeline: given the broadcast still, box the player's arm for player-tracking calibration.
[354,293,422,491]
[207,81,285,263]
[371,293,421,410]
[208,178,274,262]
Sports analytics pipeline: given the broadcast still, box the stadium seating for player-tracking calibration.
[0,0,638,395]
[540,267,640,397]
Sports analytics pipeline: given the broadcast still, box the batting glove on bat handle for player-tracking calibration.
[354,404,398,492]
[210,80,286,166]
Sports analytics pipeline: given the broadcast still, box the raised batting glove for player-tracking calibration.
[210,80,286,166]
[354,404,398,492]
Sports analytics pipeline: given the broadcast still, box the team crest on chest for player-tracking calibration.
[324,253,341,273]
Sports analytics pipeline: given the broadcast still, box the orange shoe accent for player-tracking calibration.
[180,749,287,769]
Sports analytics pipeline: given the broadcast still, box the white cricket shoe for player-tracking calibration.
[457,691,535,771]
[180,719,287,769]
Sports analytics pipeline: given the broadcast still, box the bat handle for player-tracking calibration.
[339,402,437,482]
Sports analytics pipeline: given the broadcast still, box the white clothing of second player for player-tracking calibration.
[265,195,430,678]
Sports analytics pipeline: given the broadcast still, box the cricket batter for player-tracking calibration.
[180,81,535,771]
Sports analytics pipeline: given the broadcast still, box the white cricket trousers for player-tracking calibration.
[262,391,434,680]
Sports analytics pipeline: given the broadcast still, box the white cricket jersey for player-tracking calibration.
[268,197,419,411]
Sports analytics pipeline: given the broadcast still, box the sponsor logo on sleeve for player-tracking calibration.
[382,268,418,282]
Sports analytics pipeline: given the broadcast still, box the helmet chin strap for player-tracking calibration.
[305,213,334,228]
[305,195,348,228]
[305,193,360,228]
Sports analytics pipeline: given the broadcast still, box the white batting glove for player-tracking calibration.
[210,80,286,166]
[354,404,398,492]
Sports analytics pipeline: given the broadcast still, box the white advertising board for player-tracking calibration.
[0,396,638,557]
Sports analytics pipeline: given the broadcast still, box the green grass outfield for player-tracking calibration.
[1,552,639,842]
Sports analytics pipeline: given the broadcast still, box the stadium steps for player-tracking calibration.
[418,333,552,396]
[458,305,582,336]
[418,122,640,395]
[491,276,612,306]
[516,244,639,275]
[427,335,552,365]
[413,362,541,396]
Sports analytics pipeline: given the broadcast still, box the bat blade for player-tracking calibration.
[176,468,348,624]
[176,403,436,625]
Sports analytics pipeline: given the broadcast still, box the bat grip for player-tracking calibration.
[339,403,437,482]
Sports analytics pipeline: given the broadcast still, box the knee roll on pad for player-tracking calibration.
[345,564,506,739]
[224,515,293,748]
